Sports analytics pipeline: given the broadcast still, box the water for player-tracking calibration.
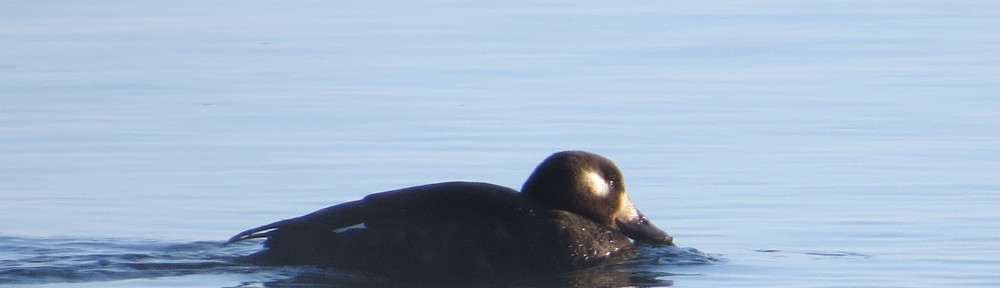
[2,0,999,287]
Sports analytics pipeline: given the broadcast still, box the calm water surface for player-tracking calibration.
[2,1,999,287]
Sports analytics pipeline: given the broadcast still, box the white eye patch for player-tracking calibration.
[585,171,611,197]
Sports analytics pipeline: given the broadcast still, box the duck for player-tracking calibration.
[226,150,673,281]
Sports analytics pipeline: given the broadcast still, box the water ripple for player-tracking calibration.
[0,236,715,287]
[0,236,254,285]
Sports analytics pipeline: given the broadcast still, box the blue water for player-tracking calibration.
[3,0,999,287]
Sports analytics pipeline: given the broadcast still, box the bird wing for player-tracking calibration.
[226,181,539,245]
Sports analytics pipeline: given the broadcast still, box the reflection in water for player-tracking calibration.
[0,236,717,287]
